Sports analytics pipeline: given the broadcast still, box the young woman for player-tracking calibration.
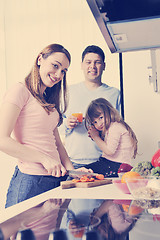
[0,44,89,208]
[85,98,138,177]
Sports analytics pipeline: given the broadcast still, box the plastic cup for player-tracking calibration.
[72,113,83,123]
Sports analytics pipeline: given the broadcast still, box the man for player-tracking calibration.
[62,45,121,168]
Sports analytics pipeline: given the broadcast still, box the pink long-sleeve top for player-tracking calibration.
[102,122,134,164]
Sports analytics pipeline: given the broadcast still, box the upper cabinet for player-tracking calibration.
[87,0,160,53]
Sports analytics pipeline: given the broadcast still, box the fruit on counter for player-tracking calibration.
[72,174,104,183]
[118,163,133,173]
[151,167,160,176]
[131,160,160,177]
[80,176,95,182]
[95,174,104,180]
[151,149,160,167]
[72,176,94,183]
[121,171,142,183]
[131,161,153,176]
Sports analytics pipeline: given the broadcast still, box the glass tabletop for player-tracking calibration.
[0,197,160,239]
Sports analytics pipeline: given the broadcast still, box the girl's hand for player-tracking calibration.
[41,155,67,177]
[88,126,99,140]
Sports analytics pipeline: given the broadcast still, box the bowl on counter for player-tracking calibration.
[112,179,131,194]
[126,176,160,200]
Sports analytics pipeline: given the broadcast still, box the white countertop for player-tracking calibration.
[0,182,132,223]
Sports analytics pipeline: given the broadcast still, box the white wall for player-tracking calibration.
[123,50,160,164]
[3,0,119,89]
[0,0,160,209]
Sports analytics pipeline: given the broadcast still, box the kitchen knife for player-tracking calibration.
[66,170,99,178]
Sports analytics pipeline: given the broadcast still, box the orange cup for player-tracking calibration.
[72,113,83,123]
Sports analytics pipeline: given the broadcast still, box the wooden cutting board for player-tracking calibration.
[61,179,112,189]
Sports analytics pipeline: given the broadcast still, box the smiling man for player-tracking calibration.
[62,45,121,168]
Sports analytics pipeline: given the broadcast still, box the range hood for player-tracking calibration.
[87,0,160,53]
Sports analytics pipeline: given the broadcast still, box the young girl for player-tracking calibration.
[0,44,89,208]
[85,98,138,177]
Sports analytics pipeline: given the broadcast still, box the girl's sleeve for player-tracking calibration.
[3,83,30,109]
[104,123,122,154]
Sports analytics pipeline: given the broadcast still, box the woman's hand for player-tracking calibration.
[41,155,67,177]
[88,126,99,140]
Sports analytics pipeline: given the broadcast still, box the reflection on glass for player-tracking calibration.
[0,198,160,239]
[0,199,70,240]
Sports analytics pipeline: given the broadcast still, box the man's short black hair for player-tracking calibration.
[82,45,105,62]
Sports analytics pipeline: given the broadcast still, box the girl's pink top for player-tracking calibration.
[102,122,134,164]
[4,82,61,175]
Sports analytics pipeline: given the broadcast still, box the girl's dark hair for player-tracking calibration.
[25,44,71,126]
[85,98,138,158]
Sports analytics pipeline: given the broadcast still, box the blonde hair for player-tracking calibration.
[25,44,71,125]
[85,98,138,158]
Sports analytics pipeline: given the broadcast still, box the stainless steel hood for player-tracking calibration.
[87,0,160,53]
